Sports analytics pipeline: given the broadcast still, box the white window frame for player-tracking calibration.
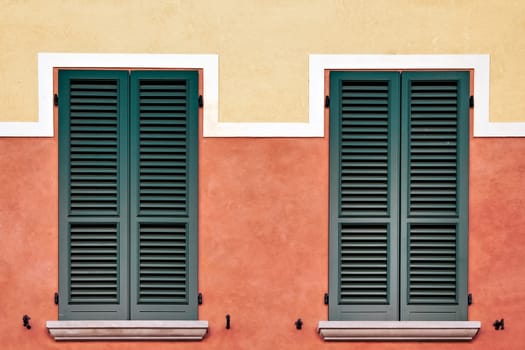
[17,52,321,138]
[0,53,218,137]
[317,55,484,341]
[310,54,524,137]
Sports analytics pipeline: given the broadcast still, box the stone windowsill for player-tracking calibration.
[317,321,481,341]
[46,320,208,341]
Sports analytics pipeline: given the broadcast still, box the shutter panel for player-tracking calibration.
[129,71,199,320]
[400,71,469,321]
[329,72,400,320]
[58,70,129,320]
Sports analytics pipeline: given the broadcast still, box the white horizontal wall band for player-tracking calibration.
[310,53,524,137]
[2,53,522,137]
[1,53,219,137]
[29,53,320,138]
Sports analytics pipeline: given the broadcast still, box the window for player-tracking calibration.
[328,71,469,321]
[58,70,199,321]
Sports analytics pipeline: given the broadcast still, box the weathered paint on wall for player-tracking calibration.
[1,112,525,349]
[1,0,525,123]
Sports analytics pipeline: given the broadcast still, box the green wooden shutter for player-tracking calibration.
[329,71,401,320]
[399,71,469,321]
[129,71,199,320]
[58,70,130,320]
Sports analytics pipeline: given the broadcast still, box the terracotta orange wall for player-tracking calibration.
[1,129,525,349]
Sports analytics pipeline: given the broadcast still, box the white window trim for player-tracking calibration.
[310,53,525,137]
[46,320,208,341]
[12,52,321,138]
[41,55,210,336]
[319,56,484,340]
[5,53,520,137]
[0,53,219,137]
[31,53,322,138]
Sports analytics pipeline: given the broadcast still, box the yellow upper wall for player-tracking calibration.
[1,0,524,123]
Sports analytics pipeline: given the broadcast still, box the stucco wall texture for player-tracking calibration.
[1,0,525,123]
[2,0,525,349]
[1,117,525,349]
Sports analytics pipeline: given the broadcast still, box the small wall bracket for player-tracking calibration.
[493,319,504,330]
[295,318,303,330]
[22,315,31,330]
[226,314,231,330]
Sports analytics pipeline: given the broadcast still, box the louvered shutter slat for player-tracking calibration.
[129,71,199,320]
[329,72,400,321]
[409,224,458,304]
[59,69,199,321]
[58,70,129,320]
[400,71,469,321]
[340,224,389,304]
[68,80,118,215]
[339,79,390,217]
[330,71,469,322]
[138,223,187,303]
[409,80,459,217]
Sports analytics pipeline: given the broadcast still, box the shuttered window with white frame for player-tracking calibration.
[329,71,469,321]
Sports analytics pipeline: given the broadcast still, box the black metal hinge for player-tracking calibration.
[54,292,59,305]
[468,293,473,306]
[198,292,203,305]
[469,96,474,108]
[198,95,203,108]
[325,96,330,108]
[324,293,329,305]
[54,94,59,107]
